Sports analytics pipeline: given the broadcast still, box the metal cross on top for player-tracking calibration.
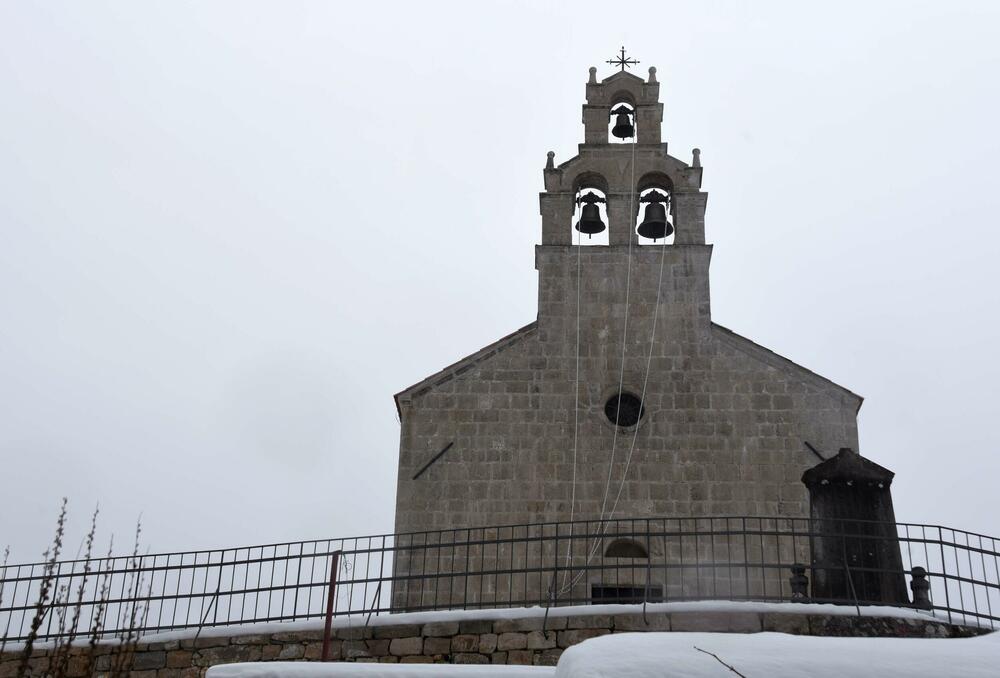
[607,46,639,72]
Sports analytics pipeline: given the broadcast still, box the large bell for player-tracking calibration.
[637,202,673,240]
[575,203,606,236]
[611,112,634,139]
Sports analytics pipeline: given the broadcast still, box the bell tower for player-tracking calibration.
[540,64,707,248]
[535,61,714,371]
[394,56,862,563]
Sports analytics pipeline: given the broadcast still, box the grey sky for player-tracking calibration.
[2,1,999,561]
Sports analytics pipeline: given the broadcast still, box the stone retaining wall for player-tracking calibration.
[0,608,984,677]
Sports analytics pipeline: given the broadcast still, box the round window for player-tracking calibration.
[604,392,645,427]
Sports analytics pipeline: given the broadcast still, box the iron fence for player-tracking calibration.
[1,516,998,644]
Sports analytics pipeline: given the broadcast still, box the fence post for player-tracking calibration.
[321,551,342,662]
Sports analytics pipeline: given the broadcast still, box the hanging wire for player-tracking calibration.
[561,187,584,587]
[607,190,671,521]
[558,116,642,595]
[597,114,639,523]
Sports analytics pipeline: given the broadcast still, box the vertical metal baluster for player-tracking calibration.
[253,547,263,622]
[950,530,966,625]
[965,532,980,624]
[938,527,952,624]
[478,528,485,610]
[363,537,372,616]
[375,536,386,617]
[977,534,993,628]
[991,536,1000,629]
[305,542,317,618]
[921,526,932,608]
[462,528,472,610]
[742,517,749,600]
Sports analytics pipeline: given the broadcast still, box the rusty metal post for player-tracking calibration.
[321,550,342,662]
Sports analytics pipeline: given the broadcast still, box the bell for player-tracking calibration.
[611,112,634,139]
[637,202,674,240]
[575,203,606,236]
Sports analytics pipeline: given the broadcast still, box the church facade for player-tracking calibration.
[393,64,863,541]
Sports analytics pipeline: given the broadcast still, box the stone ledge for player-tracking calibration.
[0,606,985,676]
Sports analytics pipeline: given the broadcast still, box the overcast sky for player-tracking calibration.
[2,1,999,562]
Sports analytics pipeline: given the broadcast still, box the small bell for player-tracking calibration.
[575,203,606,237]
[637,201,673,240]
[610,105,634,140]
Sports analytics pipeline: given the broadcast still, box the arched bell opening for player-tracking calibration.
[571,185,609,246]
[608,101,636,144]
[635,186,674,246]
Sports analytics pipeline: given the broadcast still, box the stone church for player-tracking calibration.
[390,61,892,606]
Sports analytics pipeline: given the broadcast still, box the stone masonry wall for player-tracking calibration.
[0,608,984,677]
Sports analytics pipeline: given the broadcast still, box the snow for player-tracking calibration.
[139,599,945,644]
[555,630,1000,678]
[206,663,553,678]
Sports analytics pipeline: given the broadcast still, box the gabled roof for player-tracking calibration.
[802,447,895,487]
[601,70,645,85]
[393,322,537,416]
[711,323,864,412]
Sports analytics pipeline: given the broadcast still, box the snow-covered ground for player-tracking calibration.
[556,631,1000,678]
[206,630,1000,678]
[206,664,552,678]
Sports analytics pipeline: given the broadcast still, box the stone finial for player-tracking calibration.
[647,66,657,84]
[692,148,701,168]
[545,151,555,170]
[588,67,597,84]
[789,563,809,600]
[910,567,932,609]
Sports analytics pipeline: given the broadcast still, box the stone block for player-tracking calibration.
[365,639,390,656]
[557,628,609,648]
[526,630,557,649]
[272,630,321,642]
[389,637,423,656]
[491,652,508,664]
[337,626,374,640]
[497,632,528,651]
[563,614,610,629]
[536,648,563,666]
[494,617,545,633]
[451,634,479,653]
[375,624,423,639]
[277,644,304,660]
[614,612,670,631]
[232,634,271,645]
[454,653,490,664]
[194,644,260,667]
[304,642,324,660]
[761,612,809,634]
[422,621,460,637]
[342,639,371,659]
[508,650,535,665]
[166,650,194,668]
[459,620,494,634]
[478,633,498,654]
[261,644,282,661]
[424,637,451,655]
[670,611,762,633]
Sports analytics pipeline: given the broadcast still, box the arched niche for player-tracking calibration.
[604,538,649,559]
[608,100,636,144]
[635,172,675,246]
[571,172,609,246]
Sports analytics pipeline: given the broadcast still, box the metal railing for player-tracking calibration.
[1,516,998,644]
